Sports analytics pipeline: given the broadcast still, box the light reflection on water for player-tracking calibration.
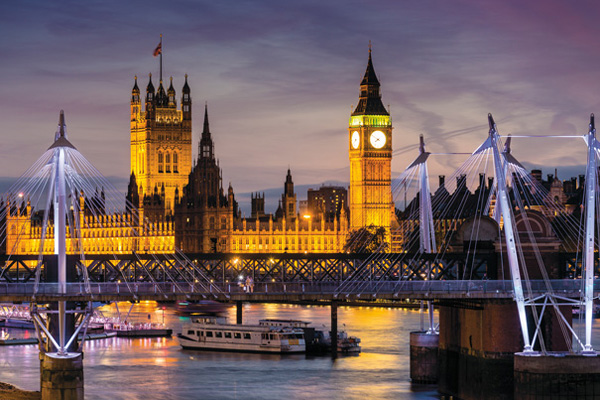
[0,302,461,399]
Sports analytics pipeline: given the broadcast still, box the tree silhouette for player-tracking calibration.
[344,225,388,254]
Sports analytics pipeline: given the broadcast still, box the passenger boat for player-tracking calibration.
[259,319,361,355]
[104,322,172,337]
[177,316,305,353]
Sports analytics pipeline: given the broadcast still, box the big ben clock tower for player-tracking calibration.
[348,48,393,238]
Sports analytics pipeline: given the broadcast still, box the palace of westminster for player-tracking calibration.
[3,52,588,256]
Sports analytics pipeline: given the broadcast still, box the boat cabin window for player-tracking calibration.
[243,333,251,340]
[187,330,195,335]
[224,332,232,338]
[215,332,222,338]
[197,331,203,336]
[206,331,213,337]
[234,333,241,339]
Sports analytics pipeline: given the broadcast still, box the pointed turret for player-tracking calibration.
[126,172,140,211]
[146,73,155,99]
[167,76,176,108]
[131,76,141,121]
[182,74,192,121]
[282,168,297,220]
[284,168,294,196]
[155,79,168,107]
[132,76,140,103]
[352,47,389,116]
[199,103,214,160]
[145,73,155,119]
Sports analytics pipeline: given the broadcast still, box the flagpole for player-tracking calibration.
[159,34,163,83]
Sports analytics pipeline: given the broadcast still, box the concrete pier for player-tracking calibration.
[410,331,439,384]
[40,352,84,400]
[514,353,600,399]
[438,299,572,400]
[331,301,338,358]
[438,300,523,400]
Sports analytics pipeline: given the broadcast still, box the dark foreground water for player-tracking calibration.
[1,302,599,400]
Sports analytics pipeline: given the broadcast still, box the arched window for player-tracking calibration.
[173,152,178,173]
[209,217,215,230]
[165,153,171,173]
[158,152,164,173]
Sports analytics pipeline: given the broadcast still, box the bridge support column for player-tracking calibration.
[438,299,572,400]
[331,301,337,358]
[514,353,600,399]
[438,300,522,400]
[236,301,243,324]
[410,331,439,384]
[40,352,84,400]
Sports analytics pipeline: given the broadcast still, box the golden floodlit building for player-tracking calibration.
[5,51,395,255]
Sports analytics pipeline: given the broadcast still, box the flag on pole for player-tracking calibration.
[153,42,162,57]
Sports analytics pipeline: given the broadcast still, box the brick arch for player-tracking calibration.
[514,209,553,237]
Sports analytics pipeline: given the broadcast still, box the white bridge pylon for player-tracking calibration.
[469,113,597,354]
[406,135,437,334]
[582,113,596,353]
[30,111,93,357]
[486,114,533,352]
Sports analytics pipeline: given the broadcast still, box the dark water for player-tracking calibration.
[0,302,440,399]
[2,303,600,400]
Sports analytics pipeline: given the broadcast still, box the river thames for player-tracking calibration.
[1,302,599,399]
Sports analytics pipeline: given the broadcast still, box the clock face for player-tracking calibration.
[370,130,386,149]
[351,131,360,149]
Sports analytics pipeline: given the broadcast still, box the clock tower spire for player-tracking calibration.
[348,46,393,244]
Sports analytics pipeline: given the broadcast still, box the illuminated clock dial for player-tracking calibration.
[351,131,360,149]
[370,130,386,149]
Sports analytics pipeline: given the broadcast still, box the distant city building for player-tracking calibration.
[307,186,348,222]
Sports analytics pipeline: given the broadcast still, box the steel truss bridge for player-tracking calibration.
[0,252,593,284]
[0,252,595,302]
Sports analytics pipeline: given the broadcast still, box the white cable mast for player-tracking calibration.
[582,113,596,353]
[488,114,533,353]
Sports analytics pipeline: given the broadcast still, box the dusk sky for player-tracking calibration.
[2,0,600,212]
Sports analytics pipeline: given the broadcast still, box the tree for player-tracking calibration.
[343,225,389,254]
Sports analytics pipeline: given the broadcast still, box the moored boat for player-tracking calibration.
[177,316,305,353]
[104,322,172,337]
[259,319,361,355]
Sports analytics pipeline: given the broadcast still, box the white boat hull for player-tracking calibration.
[177,334,305,354]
